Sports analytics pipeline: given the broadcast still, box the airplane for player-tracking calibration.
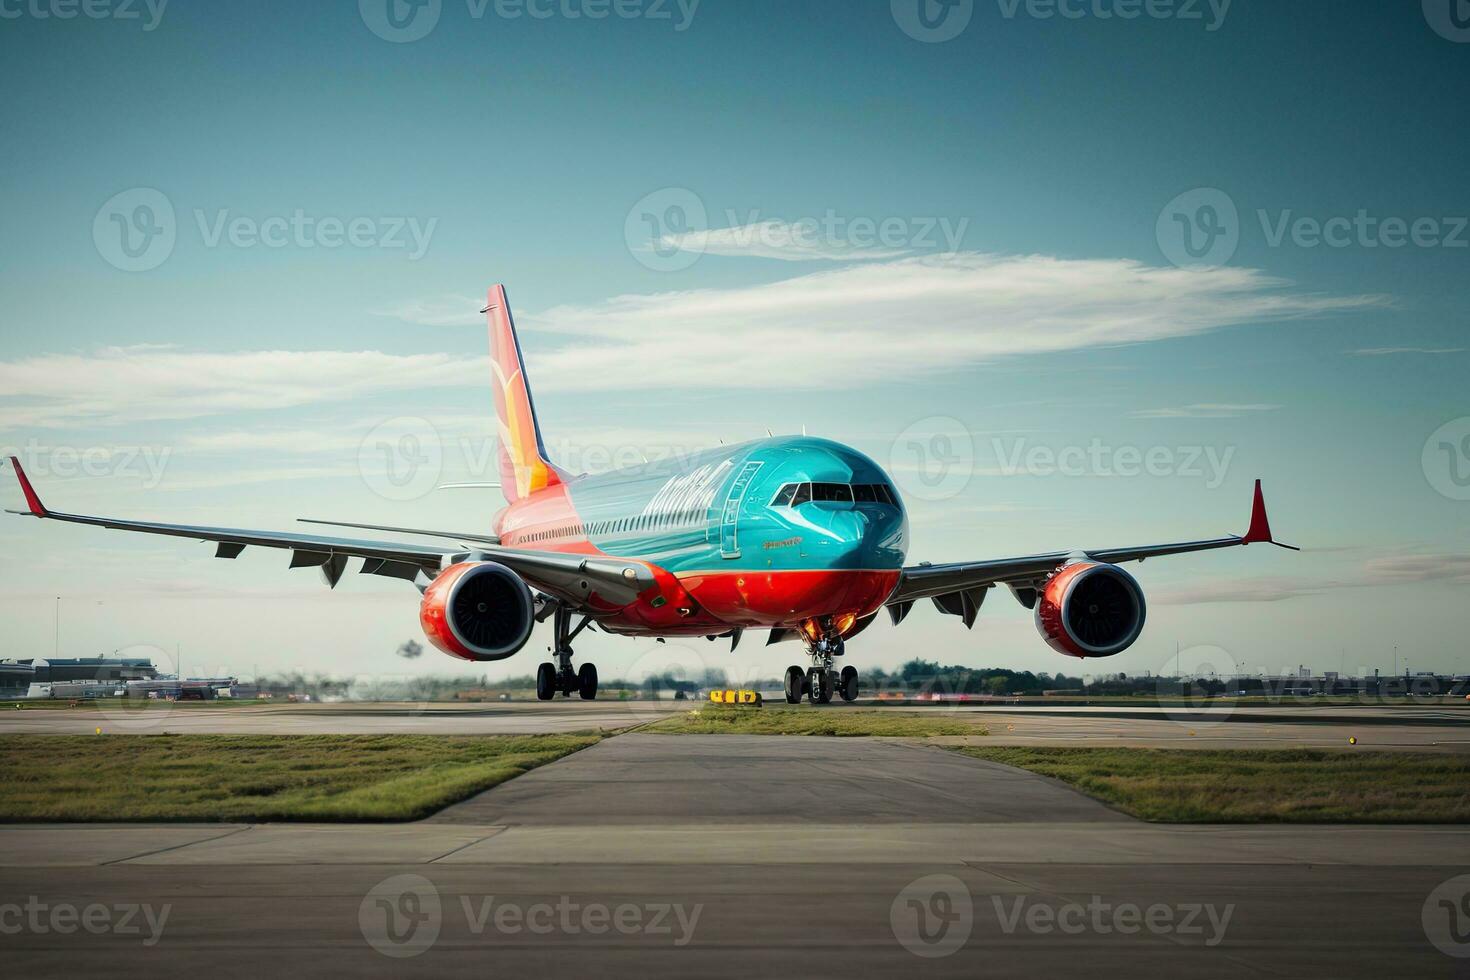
[4,283,1297,704]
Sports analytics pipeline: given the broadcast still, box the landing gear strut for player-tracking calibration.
[536,604,598,700]
[785,620,857,705]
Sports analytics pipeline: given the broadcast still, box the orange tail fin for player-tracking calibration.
[485,284,564,502]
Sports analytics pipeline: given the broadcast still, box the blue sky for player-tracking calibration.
[1,1,1467,684]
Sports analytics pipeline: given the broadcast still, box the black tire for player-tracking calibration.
[578,662,598,701]
[807,667,832,705]
[784,666,805,705]
[535,662,556,701]
[839,665,859,702]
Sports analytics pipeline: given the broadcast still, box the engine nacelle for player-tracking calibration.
[419,561,534,662]
[1035,561,1146,659]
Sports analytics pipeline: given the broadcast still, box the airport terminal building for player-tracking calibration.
[0,657,235,700]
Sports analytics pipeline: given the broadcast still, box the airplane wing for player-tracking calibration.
[3,457,655,606]
[887,480,1296,621]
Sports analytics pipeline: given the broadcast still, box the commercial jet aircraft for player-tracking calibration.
[5,285,1296,704]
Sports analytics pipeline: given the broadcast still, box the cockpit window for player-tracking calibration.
[772,482,895,506]
[811,482,853,503]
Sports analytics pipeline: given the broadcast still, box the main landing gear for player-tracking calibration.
[536,604,598,701]
[784,626,859,706]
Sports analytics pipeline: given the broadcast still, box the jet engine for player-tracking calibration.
[1034,561,1146,659]
[419,561,535,662]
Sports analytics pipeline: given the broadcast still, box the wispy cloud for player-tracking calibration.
[527,253,1385,391]
[1131,403,1281,419]
[370,295,483,328]
[1348,347,1464,356]
[1,252,1384,429]
[1155,552,1470,604]
[0,346,481,429]
[655,219,916,262]
[1154,575,1341,604]
[1361,553,1470,585]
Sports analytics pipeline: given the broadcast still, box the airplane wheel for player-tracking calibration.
[535,663,556,701]
[807,667,832,705]
[578,663,598,701]
[784,666,805,705]
[839,665,859,702]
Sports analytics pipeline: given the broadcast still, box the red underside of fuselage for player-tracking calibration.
[599,568,901,636]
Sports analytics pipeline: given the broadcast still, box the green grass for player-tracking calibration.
[953,746,1470,823]
[648,705,986,737]
[0,733,599,822]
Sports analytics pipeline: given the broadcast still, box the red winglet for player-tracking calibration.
[9,456,48,517]
[1243,479,1271,543]
[1242,479,1298,549]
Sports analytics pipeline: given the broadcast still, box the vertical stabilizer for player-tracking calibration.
[485,284,564,502]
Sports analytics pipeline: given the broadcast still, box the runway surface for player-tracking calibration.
[3,698,1467,751]
[3,733,1469,977]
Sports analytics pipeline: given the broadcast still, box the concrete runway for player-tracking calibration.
[3,698,1467,751]
[3,733,1469,978]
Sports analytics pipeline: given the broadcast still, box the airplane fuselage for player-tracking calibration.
[493,436,910,637]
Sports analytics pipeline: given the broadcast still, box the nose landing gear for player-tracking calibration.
[536,604,599,701]
[783,621,858,705]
